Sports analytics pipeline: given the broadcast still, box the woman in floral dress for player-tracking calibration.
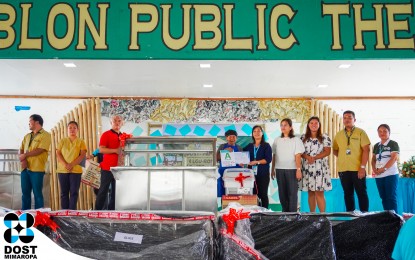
[300,116,332,212]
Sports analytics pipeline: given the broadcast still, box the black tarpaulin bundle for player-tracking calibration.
[36,209,404,259]
[218,209,403,260]
[250,213,336,260]
[217,205,270,260]
[37,211,215,260]
[332,211,403,260]
[218,212,335,260]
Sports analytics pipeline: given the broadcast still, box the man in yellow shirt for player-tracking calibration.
[333,110,370,212]
[19,114,51,210]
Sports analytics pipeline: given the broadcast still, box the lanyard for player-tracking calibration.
[344,127,355,146]
[377,144,384,161]
[254,145,260,160]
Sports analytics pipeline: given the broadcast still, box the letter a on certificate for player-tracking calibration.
[221,150,236,167]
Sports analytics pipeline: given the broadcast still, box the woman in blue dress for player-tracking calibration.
[244,125,272,208]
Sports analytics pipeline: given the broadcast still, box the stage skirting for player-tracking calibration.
[300,177,415,214]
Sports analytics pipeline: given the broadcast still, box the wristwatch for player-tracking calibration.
[360,165,365,169]
[384,167,388,171]
[257,161,260,165]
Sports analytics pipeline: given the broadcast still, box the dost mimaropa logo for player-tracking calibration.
[3,212,38,259]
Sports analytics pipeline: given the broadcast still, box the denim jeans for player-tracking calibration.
[375,174,398,212]
[21,169,44,210]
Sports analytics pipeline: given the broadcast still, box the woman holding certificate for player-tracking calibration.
[244,125,272,209]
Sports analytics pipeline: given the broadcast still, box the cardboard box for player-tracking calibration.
[221,195,258,208]
[225,187,253,195]
[81,159,101,189]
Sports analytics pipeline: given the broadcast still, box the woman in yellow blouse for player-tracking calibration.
[56,121,87,210]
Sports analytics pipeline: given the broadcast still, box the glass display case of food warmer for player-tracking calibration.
[0,149,50,210]
[111,137,217,212]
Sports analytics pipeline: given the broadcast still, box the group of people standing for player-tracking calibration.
[218,110,400,213]
[19,114,124,211]
[20,110,400,214]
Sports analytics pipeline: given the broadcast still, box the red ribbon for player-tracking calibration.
[34,211,59,232]
[235,172,250,188]
[222,208,250,234]
[119,133,133,147]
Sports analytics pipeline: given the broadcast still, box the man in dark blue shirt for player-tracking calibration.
[216,130,243,197]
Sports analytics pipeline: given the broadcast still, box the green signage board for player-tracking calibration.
[0,0,414,60]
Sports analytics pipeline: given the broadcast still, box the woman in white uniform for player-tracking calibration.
[271,118,305,212]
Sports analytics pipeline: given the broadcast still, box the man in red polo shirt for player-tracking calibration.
[95,115,123,210]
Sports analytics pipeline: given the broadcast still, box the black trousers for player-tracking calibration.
[339,171,369,212]
[276,169,298,212]
[255,174,270,209]
[58,173,82,210]
[95,170,116,210]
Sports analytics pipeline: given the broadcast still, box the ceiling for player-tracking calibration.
[1,59,414,98]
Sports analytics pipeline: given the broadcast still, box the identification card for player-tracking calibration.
[252,165,258,175]
[346,148,351,155]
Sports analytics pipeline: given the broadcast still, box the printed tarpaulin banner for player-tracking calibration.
[0,0,414,60]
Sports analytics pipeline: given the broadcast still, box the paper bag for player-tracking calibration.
[81,159,101,189]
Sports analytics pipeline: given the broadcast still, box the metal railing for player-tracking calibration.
[0,149,20,209]
[0,149,20,172]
